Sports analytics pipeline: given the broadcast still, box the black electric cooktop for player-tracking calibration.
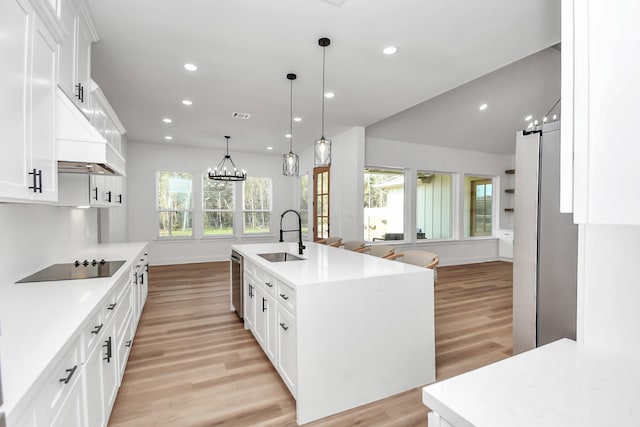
[16,259,126,283]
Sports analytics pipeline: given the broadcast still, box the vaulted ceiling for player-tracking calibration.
[88,0,560,155]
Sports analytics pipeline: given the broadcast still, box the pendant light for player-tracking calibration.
[314,37,331,167]
[208,136,247,181]
[283,73,299,176]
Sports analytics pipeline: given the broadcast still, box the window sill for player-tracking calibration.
[154,236,197,242]
[201,235,237,241]
[241,233,276,239]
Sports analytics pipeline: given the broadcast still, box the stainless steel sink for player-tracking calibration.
[258,252,305,262]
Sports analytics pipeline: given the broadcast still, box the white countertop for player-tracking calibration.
[422,338,640,426]
[0,242,147,414]
[231,241,430,287]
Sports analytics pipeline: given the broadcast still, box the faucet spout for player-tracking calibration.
[279,209,306,255]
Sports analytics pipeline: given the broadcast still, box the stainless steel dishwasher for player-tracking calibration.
[230,250,243,319]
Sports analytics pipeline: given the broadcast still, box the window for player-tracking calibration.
[243,176,272,234]
[364,167,404,242]
[203,177,234,236]
[157,171,193,237]
[299,174,309,237]
[416,171,453,240]
[465,176,493,237]
[313,167,330,241]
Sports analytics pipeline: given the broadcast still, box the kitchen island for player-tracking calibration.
[231,241,435,425]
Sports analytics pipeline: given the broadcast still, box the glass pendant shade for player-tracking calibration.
[314,137,331,166]
[283,151,299,176]
[282,73,299,176]
[208,136,247,181]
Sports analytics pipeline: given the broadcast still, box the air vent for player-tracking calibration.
[232,112,251,120]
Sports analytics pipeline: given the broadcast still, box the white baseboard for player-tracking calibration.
[438,255,500,267]
[150,254,230,266]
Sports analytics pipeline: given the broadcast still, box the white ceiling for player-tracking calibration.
[87,0,561,155]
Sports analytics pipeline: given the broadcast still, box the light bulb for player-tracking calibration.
[553,114,557,121]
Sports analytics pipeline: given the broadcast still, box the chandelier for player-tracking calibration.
[208,136,247,181]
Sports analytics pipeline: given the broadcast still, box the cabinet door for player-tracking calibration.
[29,14,58,202]
[75,17,91,115]
[0,0,31,200]
[253,286,267,347]
[567,0,640,225]
[277,308,297,396]
[244,275,256,331]
[85,340,106,427]
[102,326,119,416]
[50,371,84,427]
[57,0,77,100]
[265,294,277,362]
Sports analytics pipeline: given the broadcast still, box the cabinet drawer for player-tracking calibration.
[277,282,296,313]
[117,309,134,379]
[103,272,129,323]
[82,307,105,360]
[114,287,132,338]
[36,334,82,423]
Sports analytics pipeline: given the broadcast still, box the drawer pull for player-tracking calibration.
[262,297,267,312]
[91,324,103,334]
[103,337,113,363]
[279,322,289,331]
[249,284,253,298]
[126,340,132,348]
[59,365,78,384]
[107,303,117,310]
[279,293,289,301]
[265,281,273,288]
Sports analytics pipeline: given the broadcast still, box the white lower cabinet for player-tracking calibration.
[84,339,106,427]
[50,372,84,427]
[244,263,297,396]
[276,307,297,395]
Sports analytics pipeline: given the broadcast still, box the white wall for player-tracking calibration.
[0,204,98,284]
[365,136,514,265]
[126,141,297,265]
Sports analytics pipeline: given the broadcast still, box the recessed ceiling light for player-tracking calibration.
[165,136,173,140]
[285,134,292,138]
[182,99,192,106]
[184,63,198,71]
[293,117,302,122]
[525,115,533,121]
[324,92,335,98]
[382,46,398,55]
[479,103,488,111]
[267,146,273,150]
[162,118,172,123]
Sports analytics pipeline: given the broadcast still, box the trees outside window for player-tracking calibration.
[157,171,193,237]
[243,177,272,234]
[299,174,309,237]
[203,177,234,236]
[363,168,405,242]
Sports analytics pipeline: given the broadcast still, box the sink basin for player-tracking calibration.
[258,252,305,262]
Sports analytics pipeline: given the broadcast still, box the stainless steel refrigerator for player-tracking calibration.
[513,121,578,354]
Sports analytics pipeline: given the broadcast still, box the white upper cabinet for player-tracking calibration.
[0,0,62,203]
[561,0,640,225]
[57,0,96,114]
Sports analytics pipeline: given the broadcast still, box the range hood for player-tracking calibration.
[56,89,126,176]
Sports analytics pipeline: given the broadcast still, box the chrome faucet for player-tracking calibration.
[279,209,306,255]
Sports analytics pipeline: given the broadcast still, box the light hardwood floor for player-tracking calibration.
[108,261,512,427]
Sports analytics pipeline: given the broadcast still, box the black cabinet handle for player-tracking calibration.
[80,84,84,103]
[279,322,288,331]
[75,83,82,100]
[265,281,273,288]
[126,340,132,348]
[28,169,42,193]
[262,297,267,312]
[279,293,289,301]
[92,187,98,201]
[59,365,78,384]
[134,272,138,285]
[107,303,117,310]
[106,191,112,203]
[117,194,123,204]
[91,324,103,334]
[103,336,112,363]
[141,273,144,285]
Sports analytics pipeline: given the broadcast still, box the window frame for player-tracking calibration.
[363,166,406,243]
[464,175,496,238]
[313,166,330,241]
[156,170,194,239]
[415,170,454,241]
[242,176,273,235]
[202,175,236,238]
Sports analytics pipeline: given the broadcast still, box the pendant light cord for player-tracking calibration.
[321,45,326,139]
[290,78,294,153]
